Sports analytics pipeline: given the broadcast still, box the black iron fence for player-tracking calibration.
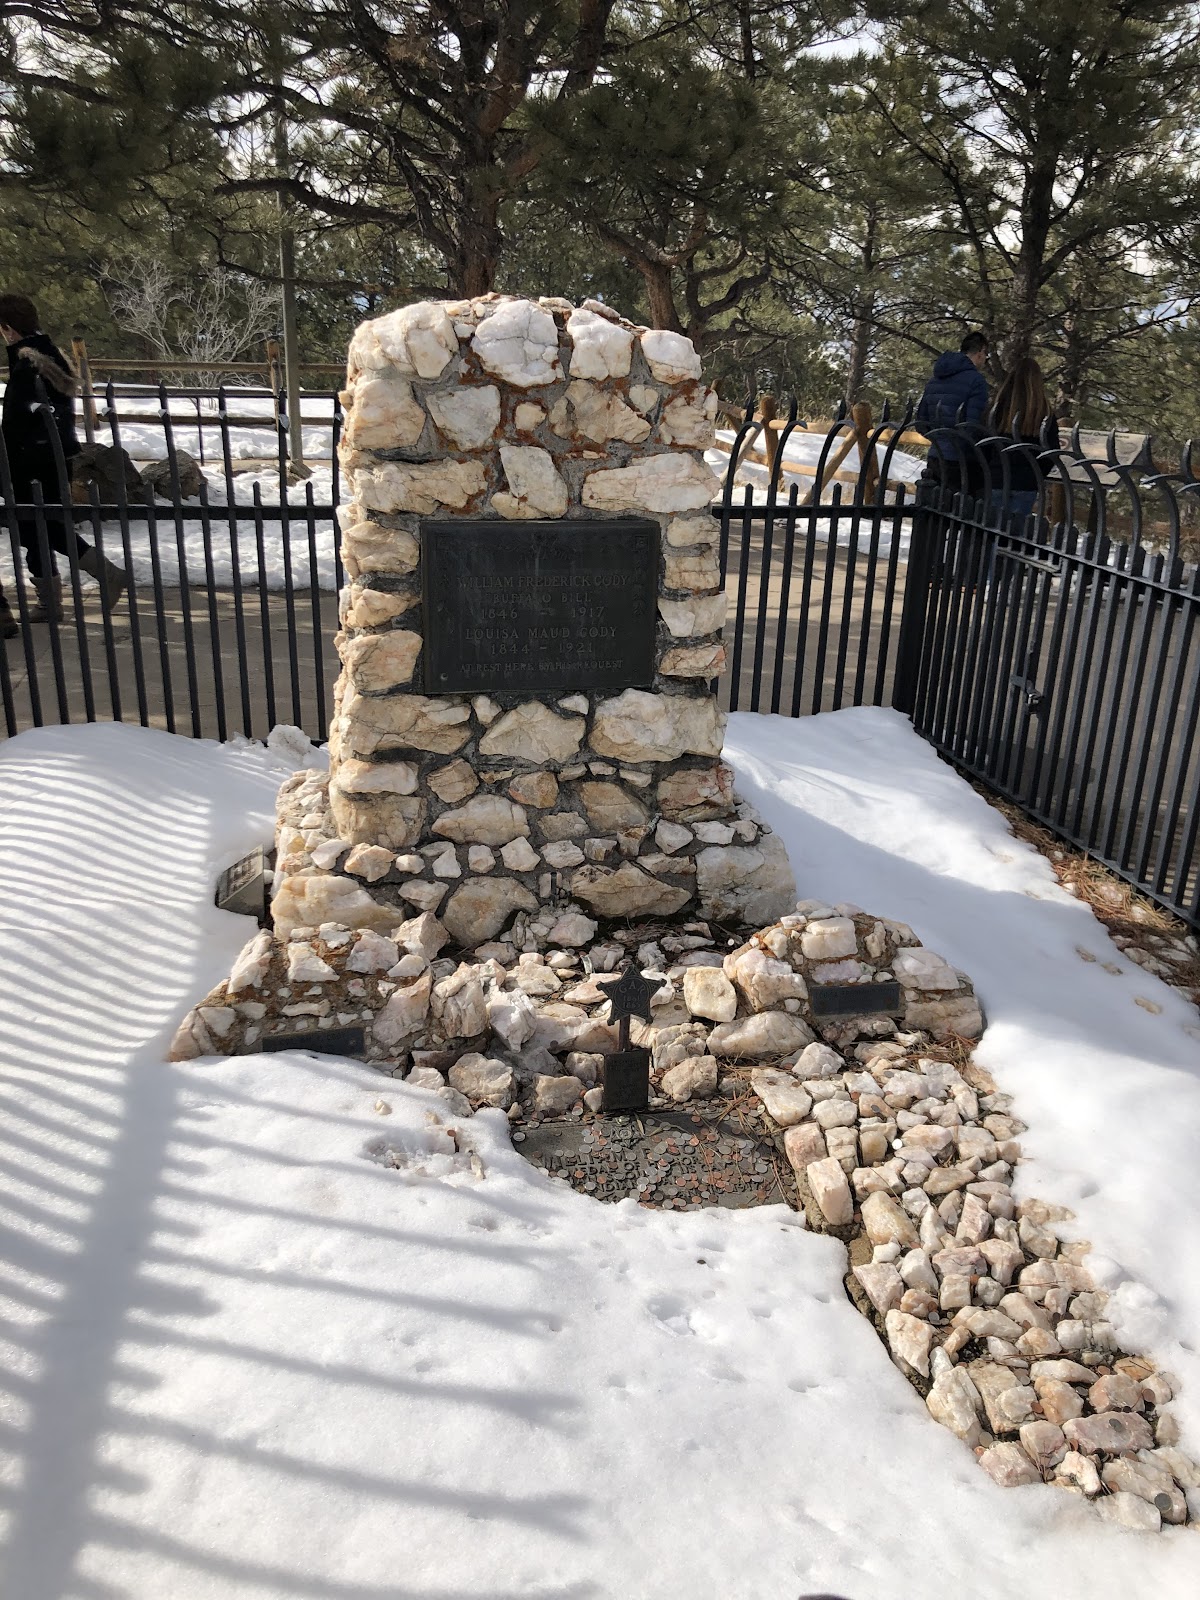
[0,382,343,741]
[1,384,1197,926]
[899,471,1200,930]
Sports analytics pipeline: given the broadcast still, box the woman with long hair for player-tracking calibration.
[987,356,1060,519]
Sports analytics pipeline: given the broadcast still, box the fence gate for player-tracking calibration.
[900,493,1200,929]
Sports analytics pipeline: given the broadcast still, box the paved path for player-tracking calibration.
[2,537,911,742]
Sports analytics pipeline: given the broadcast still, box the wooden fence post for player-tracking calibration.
[852,401,878,499]
[758,393,779,481]
[72,336,97,447]
[266,337,282,423]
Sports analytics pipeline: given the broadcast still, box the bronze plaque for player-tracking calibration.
[601,1049,651,1113]
[809,981,903,1019]
[260,1026,366,1056]
[421,518,659,693]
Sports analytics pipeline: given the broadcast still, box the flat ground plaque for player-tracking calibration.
[422,518,659,694]
[809,980,903,1019]
[215,847,267,919]
[260,1026,365,1057]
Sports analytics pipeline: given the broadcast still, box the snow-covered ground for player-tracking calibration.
[0,386,343,591]
[1,711,1198,1599]
[708,423,927,509]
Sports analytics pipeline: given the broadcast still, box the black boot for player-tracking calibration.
[79,546,128,607]
[28,575,64,624]
[0,588,18,640]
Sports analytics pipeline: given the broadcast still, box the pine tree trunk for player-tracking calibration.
[445,165,505,297]
[640,262,684,333]
[845,211,878,401]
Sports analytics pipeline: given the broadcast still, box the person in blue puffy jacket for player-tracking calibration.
[916,330,991,495]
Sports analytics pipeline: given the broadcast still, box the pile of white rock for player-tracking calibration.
[767,1036,1198,1529]
[169,893,1196,1529]
[170,894,981,1084]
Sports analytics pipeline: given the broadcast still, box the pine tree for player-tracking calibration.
[868,0,1200,371]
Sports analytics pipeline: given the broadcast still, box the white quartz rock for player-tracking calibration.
[926,1367,983,1445]
[661,1054,719,1102]
[333,758,419,797]
[658,593,727,638]
[1096,1492,1161,1532]
[349,302,459,379]
[339,630,422,693]
[708,1011,815,1059]
[372,972,433,1048]
[853,1262,904,1315]
[800,917,858,961]
[807,1155,854,1225]
[492,444,569,518]
[884,1309,934,1377]
[427,384,501,449]
[395,912,450,964]
[748,1067,813,1126]
[472,300,561,388]
[893,947,961,992]
[639,328,702,383]
[581,452,717,514]
[590,689,724,762]
[549,380,650,445]
[441,878,538,946]
[431,967,488,1038]
[723,947,809,1011]
[487,988,539,1050]
[432,795,529,846]
[681,966,738,1023]
[547,909,597,947]
[448,1052,514,1108]
[566,308,634,379]
[273,871,400,940]
[697,837,796,927]
[228,930,274,993]
[479,702,584,763]
[346,930,400,974]
[348,457,488,516]
[500,837,540,872]
[345,374,427,449]
[657,389,718,448]
[533,1074,584,1113]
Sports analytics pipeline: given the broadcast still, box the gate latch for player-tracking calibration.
[1009,674,1044,712]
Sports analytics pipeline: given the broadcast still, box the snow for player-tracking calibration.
[708,423,928,508]
[0,385,342,591]
[1,712,1198,1599]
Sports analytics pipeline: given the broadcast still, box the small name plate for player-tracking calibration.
[601,1049,651,1113]
[260,1026,366,1057]
[215,847,267,918]
[421,518,659,694]
[810,981,903,1019]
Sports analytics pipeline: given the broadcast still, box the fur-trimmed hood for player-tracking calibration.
[15,337,79,398]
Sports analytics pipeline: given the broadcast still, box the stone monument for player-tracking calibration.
[270,293,796,950]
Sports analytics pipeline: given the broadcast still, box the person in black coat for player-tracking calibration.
[916,330,991,497]
[0,292,126,632]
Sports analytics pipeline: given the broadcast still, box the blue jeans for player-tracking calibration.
[990,489,1036,522]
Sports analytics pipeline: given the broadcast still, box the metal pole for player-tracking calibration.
[274,90,306,475]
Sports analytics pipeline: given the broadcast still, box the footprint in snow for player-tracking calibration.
[1076,946,1097,963]
[1134,996,1162,1014]
[646,1295,695,1336]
